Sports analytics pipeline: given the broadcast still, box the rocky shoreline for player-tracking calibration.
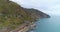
[9,22,36,32]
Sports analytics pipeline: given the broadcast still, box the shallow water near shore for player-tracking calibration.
[34,15,60,32]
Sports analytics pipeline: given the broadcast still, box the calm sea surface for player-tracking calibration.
[34,15,60,32]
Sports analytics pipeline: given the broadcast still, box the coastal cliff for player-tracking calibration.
[0,0,50,32]
[24,8,50,18]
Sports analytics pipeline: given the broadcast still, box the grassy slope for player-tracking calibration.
[0,0,31,30]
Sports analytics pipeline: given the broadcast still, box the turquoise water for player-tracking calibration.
[34,15,60,32]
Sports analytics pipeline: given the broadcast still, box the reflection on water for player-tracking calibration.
[34,15,60,32]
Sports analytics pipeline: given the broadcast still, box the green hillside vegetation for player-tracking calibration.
[0,0,32,30]
[0,0,50,31]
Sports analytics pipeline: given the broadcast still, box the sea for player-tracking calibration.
[31,15,60,32]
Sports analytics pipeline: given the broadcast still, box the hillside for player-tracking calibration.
[0,0,50,32]
[24,8,50,18]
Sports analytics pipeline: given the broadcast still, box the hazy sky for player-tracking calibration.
[10,0,60,15]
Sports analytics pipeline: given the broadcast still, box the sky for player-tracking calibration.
[10,0,60,15]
